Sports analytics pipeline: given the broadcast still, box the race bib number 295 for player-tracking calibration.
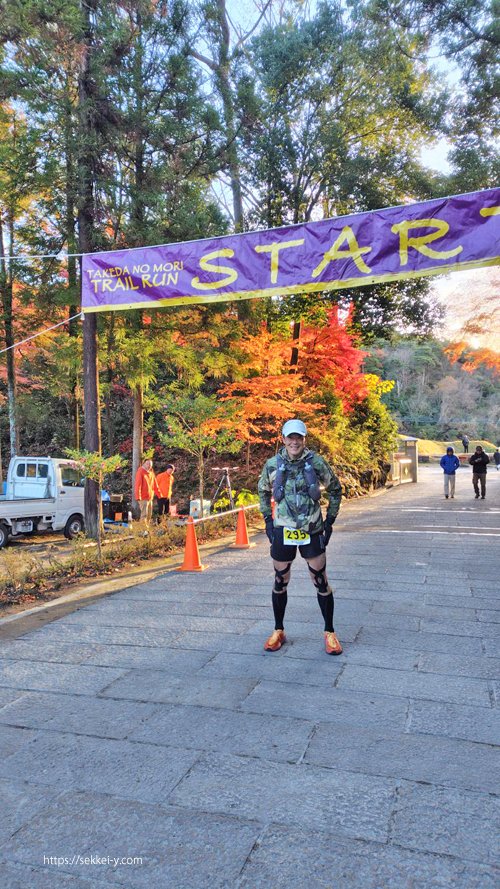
[283,527,311,546]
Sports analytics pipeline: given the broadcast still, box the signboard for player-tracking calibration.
[81,187,500,313]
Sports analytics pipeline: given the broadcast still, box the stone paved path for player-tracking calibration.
[0,464,498,888]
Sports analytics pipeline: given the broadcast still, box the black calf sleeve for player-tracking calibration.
[317,591,334,632]
[272,591,288,630]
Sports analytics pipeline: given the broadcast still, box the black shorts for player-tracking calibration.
[270,525,325,561]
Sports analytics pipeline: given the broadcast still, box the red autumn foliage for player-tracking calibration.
[298,307,369,410]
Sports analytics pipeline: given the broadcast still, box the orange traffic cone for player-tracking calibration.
[232,507,255,549]
[177,516,206,571]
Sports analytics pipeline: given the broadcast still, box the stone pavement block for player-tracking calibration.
[60,603,246,627]
[129,702,313,763]
[117,585,193,602]
[0,640,101,665]
[195,590,272,603]
[111,614,257,634]
[336,663,491,706]
[477,609,500,623]
[0,691,82,730]
[371,600,476,621]
[172,572,271,588]
[353,611,421,631]
[0,791,260,889]
[171,630,276,654]
[392,781,500,865]
[408,699,500,746]
[471,580,500,591]
[286,643,417,671]
[0,779,61,845]
[424,592,479,608]
[187,603,269,621]
[0,661,126,696]
[420,617,500,638]
[169,751,395,843]
[241,680,408,730]
[0,688,23,708]
[237,823,499,889]
[304,723,499,793]
[0,860,118,889]
[418,651,500,680]
[40,696,158,740]
[197,651,342,686]
[102,668,257,708]
[83,644,213,672]
[0,732,198,805]
[359,626,483,656]
[331,568,427,583]
[331,585,427,602]
[491,680,500,705]
[28,623,183,648]
[0,724,36,756]
[483,638,500,657]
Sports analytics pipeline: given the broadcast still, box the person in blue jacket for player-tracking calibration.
[440,446,460,499]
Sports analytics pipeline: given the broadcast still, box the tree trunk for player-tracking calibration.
[129,22,146,514]
[104,315,116,455]
[290,320,301,372]
[131,383,143,514]
[199,452,205,517]
[0,217,19,457]
[215,0,244,232]
[78,0,102,540]
[65,76,80,448]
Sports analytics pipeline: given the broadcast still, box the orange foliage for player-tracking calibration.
[445,341,500,375]
[220,324,316,444]
[220,309,371,445]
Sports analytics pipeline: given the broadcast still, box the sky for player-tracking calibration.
[431,267,500,351]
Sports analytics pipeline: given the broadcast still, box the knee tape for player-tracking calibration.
[307,562,329,594]
[273,563,292,593]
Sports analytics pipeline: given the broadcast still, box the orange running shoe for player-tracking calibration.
[264,629,287,651]
[324,631,343,655]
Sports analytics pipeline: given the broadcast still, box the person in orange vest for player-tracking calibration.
[134,458,160,523]
[156,463,175,517]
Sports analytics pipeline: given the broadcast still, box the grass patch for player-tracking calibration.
[399,435,496,456]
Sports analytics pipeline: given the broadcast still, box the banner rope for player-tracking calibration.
[0,312,83,355]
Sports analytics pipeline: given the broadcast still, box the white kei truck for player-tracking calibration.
[0,456,85,548]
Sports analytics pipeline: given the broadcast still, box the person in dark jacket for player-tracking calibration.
[439,446,460,499]
[461,435,469,453]
[493,449,500,471]
[469,446,490,499]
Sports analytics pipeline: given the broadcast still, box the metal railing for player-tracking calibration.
[191,502,260,525]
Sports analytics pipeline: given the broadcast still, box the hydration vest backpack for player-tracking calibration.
[272,453,321,503]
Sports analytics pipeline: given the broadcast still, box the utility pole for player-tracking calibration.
[78,0,101,539]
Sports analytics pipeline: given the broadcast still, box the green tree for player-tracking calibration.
[376,0,499,191]
[160,389,242,515]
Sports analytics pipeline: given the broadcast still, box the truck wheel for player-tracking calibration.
[0,523,9,548]
[64,514,84,539]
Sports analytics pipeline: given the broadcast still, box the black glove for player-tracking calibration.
[323,516,335,546]
[265,516,274,543]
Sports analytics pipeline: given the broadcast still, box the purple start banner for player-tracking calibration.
[82,188,500,313]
